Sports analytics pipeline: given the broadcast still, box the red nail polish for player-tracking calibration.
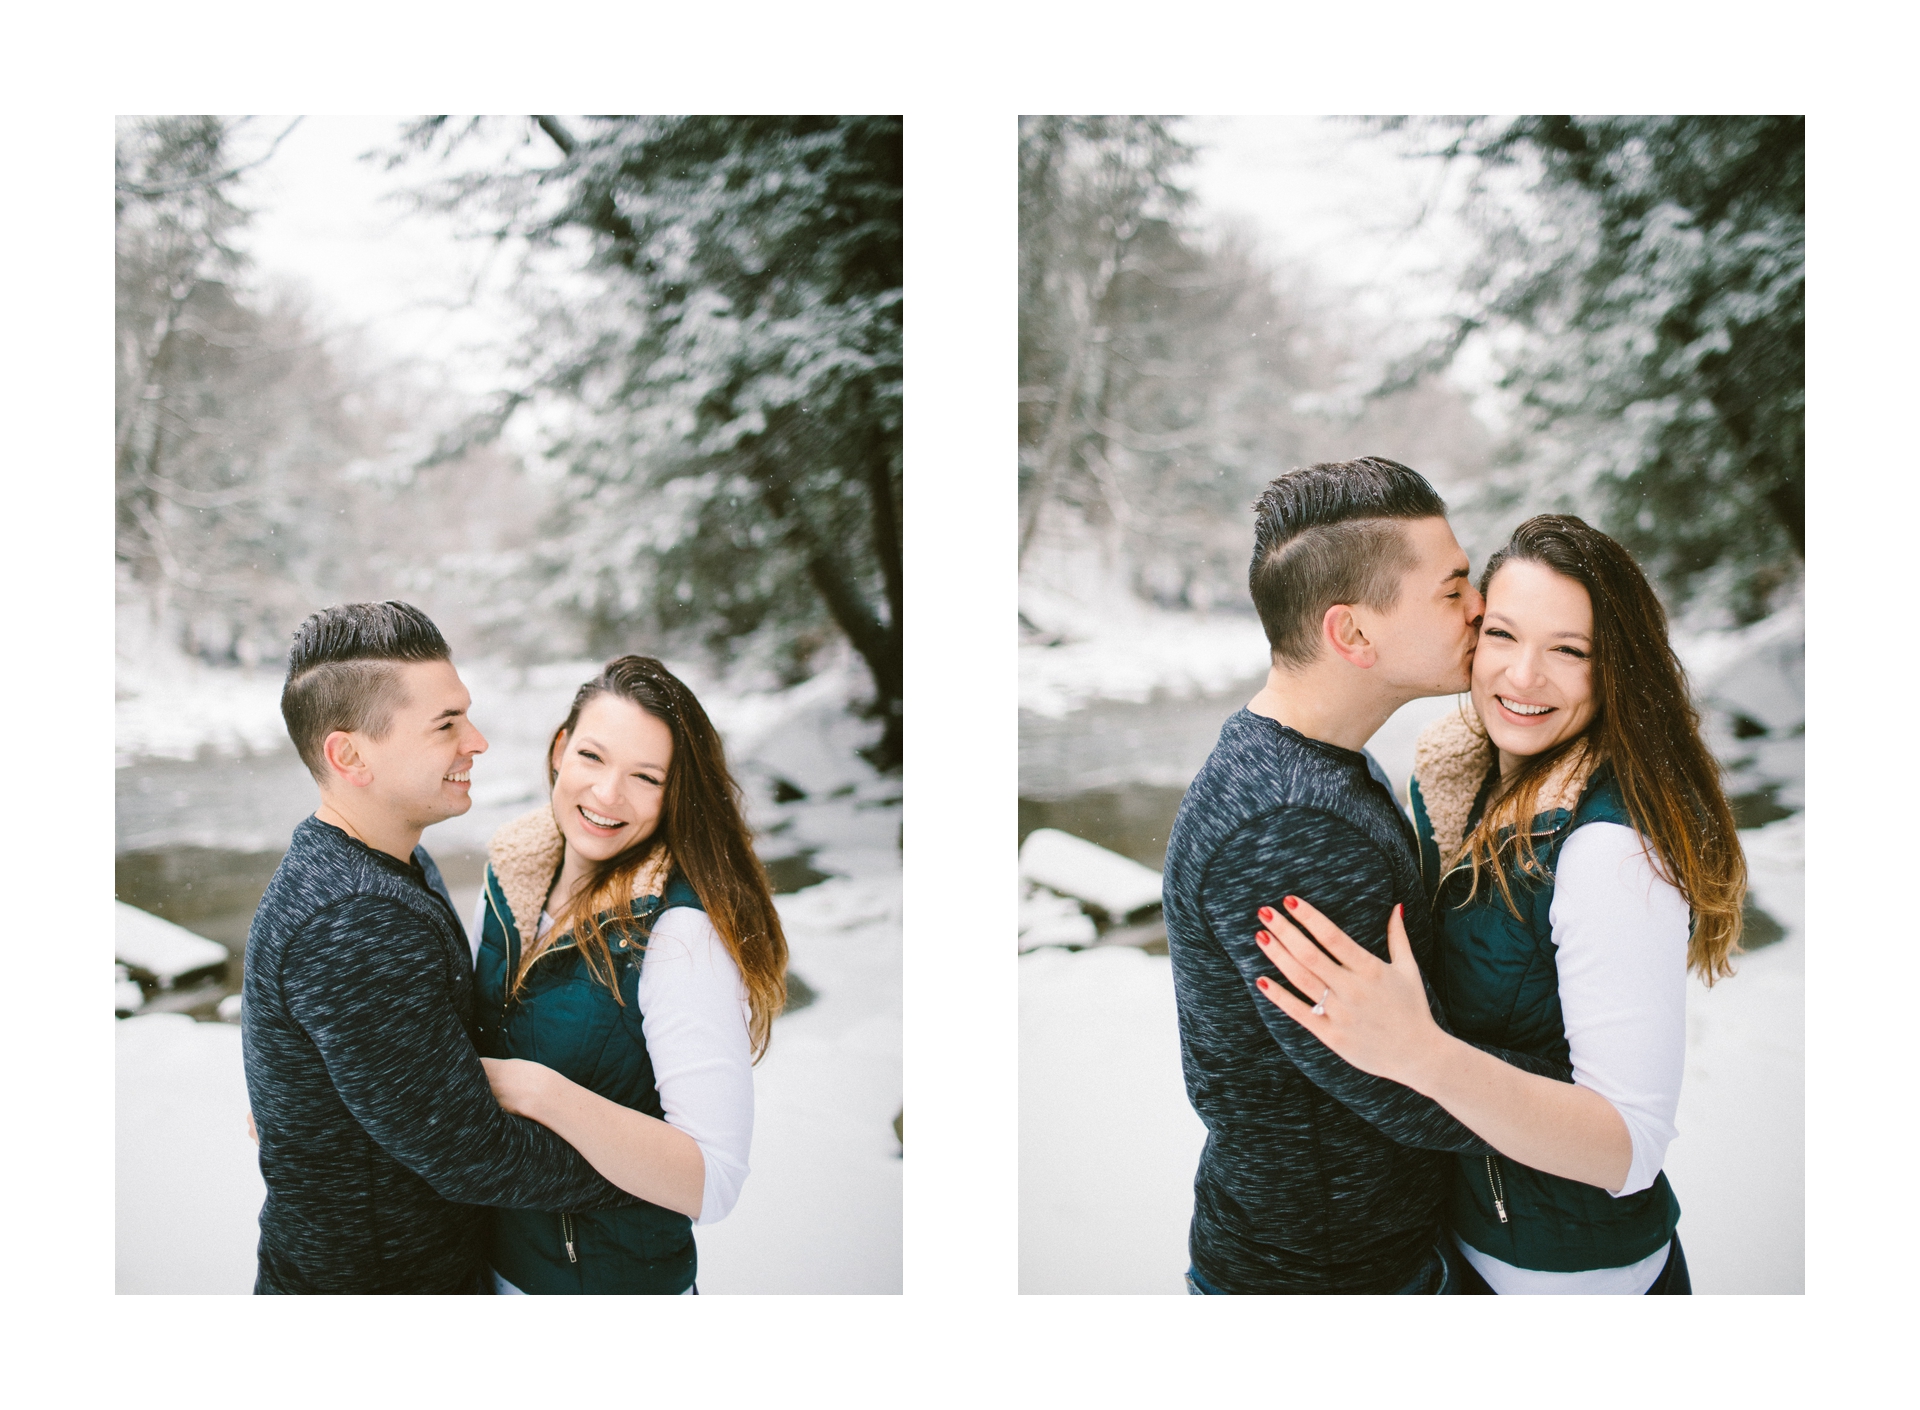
[1257,977,1270,991]
[1258,907,1275,922]
[1283,896,1299,912]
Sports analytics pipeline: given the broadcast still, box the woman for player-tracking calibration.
[467,655,788,1294]
[1253,515,1745,1294]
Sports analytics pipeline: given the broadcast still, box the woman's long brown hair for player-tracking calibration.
[1453,515,1746,983]
[520,655,788,1058]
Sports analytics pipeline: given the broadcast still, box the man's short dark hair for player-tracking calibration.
[1249,457,1448,668]
[281,602,451,782]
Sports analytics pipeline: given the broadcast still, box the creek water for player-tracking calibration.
[1019,680,1464,869]
[1019,681,1789,950]
[116,746,832,1019]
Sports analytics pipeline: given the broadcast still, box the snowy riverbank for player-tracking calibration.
[1019,574,1805,1293]
[115,861,902,1294]
[115,649,901,1294]
[1019,813,1805,1294]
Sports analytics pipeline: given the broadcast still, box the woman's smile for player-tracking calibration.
[577,804,626,833]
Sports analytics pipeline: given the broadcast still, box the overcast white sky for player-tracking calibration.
[228,115,529,402]
[218,114,1498,418]
[1183,115,1504,405]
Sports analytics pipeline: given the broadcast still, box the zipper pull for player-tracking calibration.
[564,1212,578,1263]
[1493,1198,1509,1225]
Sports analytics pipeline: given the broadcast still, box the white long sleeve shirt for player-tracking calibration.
[466,896,755,1227]
[1457,821,1690,1295]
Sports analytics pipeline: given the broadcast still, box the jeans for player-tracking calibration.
[1185,1242,1455,1295]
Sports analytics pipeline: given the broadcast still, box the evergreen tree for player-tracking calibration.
[1398,116,1804,620]
[402,116,903,769]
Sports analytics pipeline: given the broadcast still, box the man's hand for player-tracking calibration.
[481,1056,558,1122]
[1252,897,1447,1089]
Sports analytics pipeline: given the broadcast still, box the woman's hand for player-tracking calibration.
[1252,897,1446,1088]
[481,1056,558,1121]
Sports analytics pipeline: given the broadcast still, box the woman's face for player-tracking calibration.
[1471,558,1597,773]
[549,693,675,866]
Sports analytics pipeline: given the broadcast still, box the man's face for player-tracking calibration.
[1353,516,1482,697]
[339,659,489,832]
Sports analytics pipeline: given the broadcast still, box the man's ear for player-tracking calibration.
[1322,603,1378,670]
[323,730,374,788]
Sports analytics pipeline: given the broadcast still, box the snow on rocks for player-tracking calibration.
[116,966,144,1016]
[1674,601,1805,813]
[116,902,229,987]
[1675,599,1805,735]
[1019,828,1162,921]
[1019,884,1098,952]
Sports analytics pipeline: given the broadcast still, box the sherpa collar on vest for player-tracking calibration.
[1412,706,1599,861]
[486,805,672,943]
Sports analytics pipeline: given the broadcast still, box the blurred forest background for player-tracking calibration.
[1018,115,1805,1295]
[1018,114,1801,624]
[117,114,902,765]
[116,115,904,1295]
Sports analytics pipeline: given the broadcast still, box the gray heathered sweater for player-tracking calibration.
[240,816,636,1294]
[1163,709,1571,1293]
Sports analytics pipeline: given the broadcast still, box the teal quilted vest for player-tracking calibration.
[1410,740,1681,1274]
[474,861,704,1294]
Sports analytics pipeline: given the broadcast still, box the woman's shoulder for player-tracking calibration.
[1568,761,1631,831]
[661,870,704,912]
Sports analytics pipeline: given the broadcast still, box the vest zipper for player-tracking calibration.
[1486,1154,1509,1224]
[563,1211,577,1263]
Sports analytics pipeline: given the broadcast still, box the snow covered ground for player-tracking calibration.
[1020,574,1269,720]
[115,650,901,1294]
[117,1015,264,1293]
[1019,814,1804,1294]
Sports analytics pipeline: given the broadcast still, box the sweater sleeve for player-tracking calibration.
[1549,822,1690,1197]
[1197,808,1500,1153]
[636,908,755,1225]
[280,895,639,1213]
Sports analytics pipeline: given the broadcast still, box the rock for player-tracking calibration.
[1019,828,1162,922]
[1019,885,1098,952]
[116,902,229,988]
[116,966,145,1017]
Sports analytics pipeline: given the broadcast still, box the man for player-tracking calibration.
[241,601,636,1294]
[1162,458,1571,1294]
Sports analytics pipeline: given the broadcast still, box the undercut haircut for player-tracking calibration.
[1249,457,1448,668]
[281,602,451,782]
